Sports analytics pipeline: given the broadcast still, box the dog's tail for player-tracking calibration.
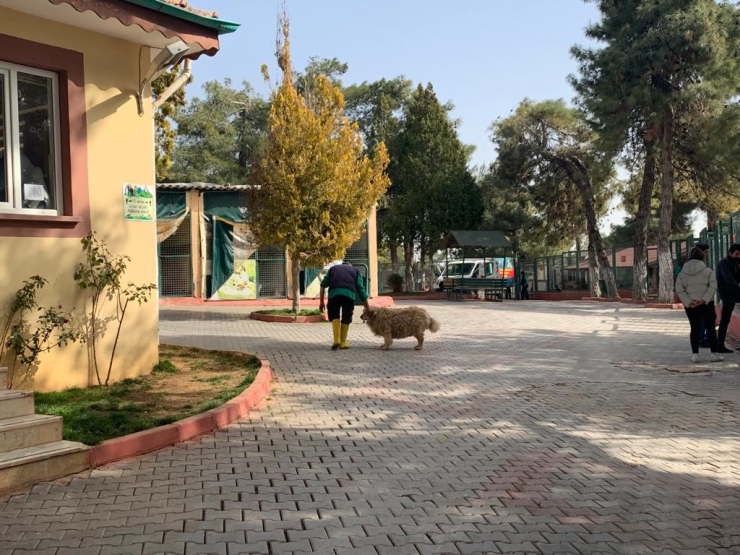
[428,317,441,333]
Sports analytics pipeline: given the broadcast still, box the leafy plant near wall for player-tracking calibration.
[0,276,84,389]
[74,233,157,387]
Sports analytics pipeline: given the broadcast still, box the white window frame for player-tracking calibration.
[0,61,63,216]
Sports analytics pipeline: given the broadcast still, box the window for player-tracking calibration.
[0,62,61,215]
[0,32,89,238]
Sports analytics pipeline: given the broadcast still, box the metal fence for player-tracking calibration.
[519,245,659,295]
[521,206,740,295]
[251,246,286,299]
[158,215,193,297]
[378,264,435,293]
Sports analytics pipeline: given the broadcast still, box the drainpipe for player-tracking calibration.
[152,59,192,110]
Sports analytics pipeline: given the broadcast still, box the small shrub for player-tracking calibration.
[387,273,404,293]
[152,360,178,375]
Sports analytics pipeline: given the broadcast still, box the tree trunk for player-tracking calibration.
[658,112,675,304]
[706,209,719,232]
[419,244,427,292]
[389,241,399,273]
[558,156,619,298]
[403,240,414,292]
[291,254,301,314]
[633,140,656,301]
[587,239,601,297]
[428,252,435,292]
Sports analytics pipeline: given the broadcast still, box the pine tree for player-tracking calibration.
[572,0,740,302]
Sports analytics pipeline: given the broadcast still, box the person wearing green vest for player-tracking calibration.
[319,262,372,350]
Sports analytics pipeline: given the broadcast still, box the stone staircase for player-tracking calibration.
[0,367,89,494]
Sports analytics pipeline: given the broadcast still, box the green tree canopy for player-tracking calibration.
[490,99,619,297]
[383,83,483,289]
[167,80,269,184]
[571,0,740,301]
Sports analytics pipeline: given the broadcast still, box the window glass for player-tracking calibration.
[17,72,56,210]
[443,263,477,277]
[0,73,7,204]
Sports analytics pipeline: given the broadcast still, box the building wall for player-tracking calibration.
[0,8,158,391]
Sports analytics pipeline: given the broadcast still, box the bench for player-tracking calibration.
[452,278,508,301]
[442,278,458,299]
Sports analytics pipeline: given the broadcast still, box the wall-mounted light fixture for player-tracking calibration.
[136,40,189,115]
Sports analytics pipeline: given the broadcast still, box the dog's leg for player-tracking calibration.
[381,334,393,350]
[414,333,424,350]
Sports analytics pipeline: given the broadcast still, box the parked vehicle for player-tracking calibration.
[436,259,491,291]
[436,258,514,291]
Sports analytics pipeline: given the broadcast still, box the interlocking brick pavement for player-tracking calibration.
[1,300,739,554]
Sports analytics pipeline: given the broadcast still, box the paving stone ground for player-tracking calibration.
[1,300,739,555]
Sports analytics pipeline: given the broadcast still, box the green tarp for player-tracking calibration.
[205,192,250,295]
[211,219,234,296]
[204,192,249,222]
[156,191,186,220]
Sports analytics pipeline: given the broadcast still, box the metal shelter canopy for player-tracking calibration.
[439,231,515,292]
[442,230,512,250]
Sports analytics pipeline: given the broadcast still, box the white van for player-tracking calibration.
[436,259,494,291]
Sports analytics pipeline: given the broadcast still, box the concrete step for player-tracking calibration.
[0,441,89,494]
[0,390,34,419]
[0,367,6,389]
[0,414,63,452]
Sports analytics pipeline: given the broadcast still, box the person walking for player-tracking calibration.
[675,246,724,363]
[715,243,740,353]
[319,261,372,350]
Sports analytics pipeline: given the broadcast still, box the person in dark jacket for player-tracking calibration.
[319,262,372,350]
[715,243,740,353]
[520,273,529,300]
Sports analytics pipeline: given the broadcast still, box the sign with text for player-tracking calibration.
[123,184,155,222]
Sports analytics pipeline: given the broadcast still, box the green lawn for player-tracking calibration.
[35,346,261,446]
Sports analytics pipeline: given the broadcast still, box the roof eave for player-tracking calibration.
[122,0,240,34]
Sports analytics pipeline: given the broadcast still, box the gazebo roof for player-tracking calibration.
[442,230,512,250]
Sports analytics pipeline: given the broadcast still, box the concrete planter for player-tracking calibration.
[88,355,274,467]
[250,312,327,324]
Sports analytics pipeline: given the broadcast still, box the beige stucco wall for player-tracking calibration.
[367,206,379,298]
[0,8,159,391]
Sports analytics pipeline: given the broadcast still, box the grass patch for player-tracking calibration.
[35,344,261,446]
[255,309,322,316]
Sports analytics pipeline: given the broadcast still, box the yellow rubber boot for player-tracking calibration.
[331,320,341,350]
[339,323,351,349]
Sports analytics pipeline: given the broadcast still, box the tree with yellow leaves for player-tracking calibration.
[252,12,390,313]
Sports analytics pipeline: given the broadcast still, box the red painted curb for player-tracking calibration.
[644,303,684,310]
[88,358,274,468]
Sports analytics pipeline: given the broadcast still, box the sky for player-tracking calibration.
[186,0,705,233]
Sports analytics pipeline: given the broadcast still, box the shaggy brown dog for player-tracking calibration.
[361,306,440,350]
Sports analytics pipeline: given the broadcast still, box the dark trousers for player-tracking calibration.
[327,295,355,324]
[718,300,735,347]
[505,287,512,300]
[521,286,529,300]
[685,302,718,353]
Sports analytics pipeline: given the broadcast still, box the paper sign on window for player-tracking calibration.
[24,183,46,202]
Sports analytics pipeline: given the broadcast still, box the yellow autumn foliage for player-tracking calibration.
[252,15,390,270]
